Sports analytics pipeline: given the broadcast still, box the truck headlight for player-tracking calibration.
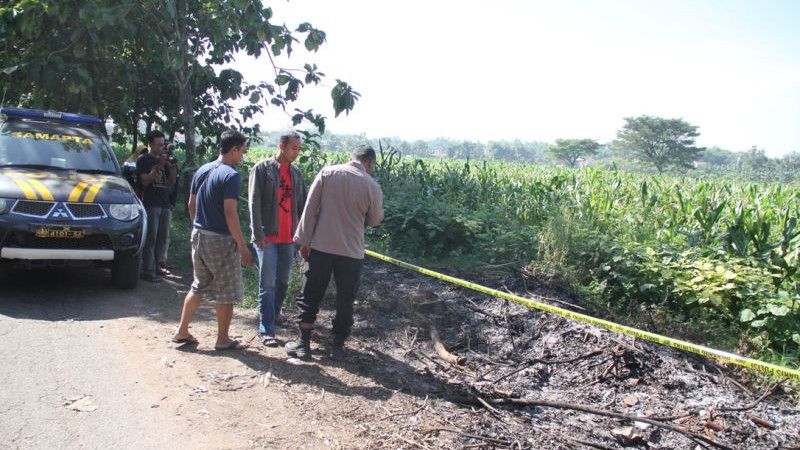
[108,204,141,221]
[0,198,11,214]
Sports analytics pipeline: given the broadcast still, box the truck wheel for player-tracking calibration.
[112,251,140,289]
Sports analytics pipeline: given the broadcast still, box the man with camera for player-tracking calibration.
[159,140,180,275]
[137,130,178,282]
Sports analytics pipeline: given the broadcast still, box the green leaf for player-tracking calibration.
[304,29,326,52]
[165,1,176,18]
[1,65,20,75]
[331,80,359,117]
[739,308,756,322]
[76,66,90,80]
[766,304,791,316]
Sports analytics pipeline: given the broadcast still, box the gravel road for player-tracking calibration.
[0,267,185,449]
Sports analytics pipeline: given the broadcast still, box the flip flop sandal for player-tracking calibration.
[171,334,199,345]
[214,339,249,351]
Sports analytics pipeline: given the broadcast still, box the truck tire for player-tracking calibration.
[112,251,140,289]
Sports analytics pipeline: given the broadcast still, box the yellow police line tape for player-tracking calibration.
[365,249,800,381]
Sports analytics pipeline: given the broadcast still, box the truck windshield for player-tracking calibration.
[0,120,117,173]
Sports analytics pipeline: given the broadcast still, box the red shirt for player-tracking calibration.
[265,163,294,244]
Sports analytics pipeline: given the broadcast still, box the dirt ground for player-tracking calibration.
[3,257,799,449]
[116,257,799,449]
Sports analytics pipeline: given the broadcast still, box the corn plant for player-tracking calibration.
[373,154,800,353]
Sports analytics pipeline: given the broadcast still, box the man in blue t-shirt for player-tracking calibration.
[172,129,253,351]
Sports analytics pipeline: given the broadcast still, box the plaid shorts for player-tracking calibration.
[189,229,244,304]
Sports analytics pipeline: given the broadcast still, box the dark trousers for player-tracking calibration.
[297,249,363,338]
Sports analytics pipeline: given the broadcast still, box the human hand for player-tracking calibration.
[239,244,253,266]
[299,245,310,261]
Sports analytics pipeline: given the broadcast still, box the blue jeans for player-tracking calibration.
[142,206,171,277]
[256,242,295,337]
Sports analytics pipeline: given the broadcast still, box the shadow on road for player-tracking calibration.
[0,261,475,409]
[0,265,188,323]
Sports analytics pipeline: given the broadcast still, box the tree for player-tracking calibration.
[781,151,800,172]
[613,115,704,173]
[0,0,360,168]
[547,138,600,167]
[740,146,769,170]
[700,146,737,167]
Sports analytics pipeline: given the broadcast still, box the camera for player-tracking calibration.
[166,143,177,164]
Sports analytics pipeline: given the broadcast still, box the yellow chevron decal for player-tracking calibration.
[26,178,55,201]
[82,181,105,203]
[68,182,88,202]
[8,175,39,200]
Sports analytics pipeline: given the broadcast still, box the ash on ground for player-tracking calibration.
[306,258,800,449]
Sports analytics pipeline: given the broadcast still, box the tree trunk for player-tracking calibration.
[174,0,196,216]
[131,115,139,154]
[174,0,196,170]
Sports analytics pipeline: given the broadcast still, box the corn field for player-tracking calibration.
[364,150,800,361]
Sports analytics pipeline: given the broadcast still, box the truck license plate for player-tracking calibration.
[35,226,85,238]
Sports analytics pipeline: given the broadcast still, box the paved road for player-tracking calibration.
[0,266,179,450]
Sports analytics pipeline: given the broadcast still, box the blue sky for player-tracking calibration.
[235,0,800,156]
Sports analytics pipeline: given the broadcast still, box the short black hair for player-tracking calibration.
[146,130,165,143]
[220,129,248,154]
[353,145,376,163]
[279,132,302,147]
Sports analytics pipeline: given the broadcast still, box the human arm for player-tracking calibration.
[187,192,197,225]
[167,160,177,185]
[365,184,384,227]
[224,198,252,266]
[297,168,308,216]
[247,164,265,249]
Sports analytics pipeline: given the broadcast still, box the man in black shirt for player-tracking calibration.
[137,130,177,282]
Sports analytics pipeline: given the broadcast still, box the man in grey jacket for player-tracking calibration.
[248,132,306,346]
[286,145,383,360]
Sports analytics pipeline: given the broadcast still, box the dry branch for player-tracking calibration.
[421,427,510,446]
[718,380,783,412]
[490,397,734,450]
[429,321,467,366]
[493,349,604,383]
[745,412,776,430]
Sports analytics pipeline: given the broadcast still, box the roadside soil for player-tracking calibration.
[2,258,799,449]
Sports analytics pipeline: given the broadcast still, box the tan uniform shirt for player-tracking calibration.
[294,161,383,259]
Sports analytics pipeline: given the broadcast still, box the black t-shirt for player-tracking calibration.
[136,153,172,208]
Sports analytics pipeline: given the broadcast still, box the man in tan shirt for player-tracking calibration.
[286,146,383,360]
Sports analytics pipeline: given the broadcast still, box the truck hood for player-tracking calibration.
[0,167,136,204]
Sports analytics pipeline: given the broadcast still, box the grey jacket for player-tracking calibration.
[247,157,307,244]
